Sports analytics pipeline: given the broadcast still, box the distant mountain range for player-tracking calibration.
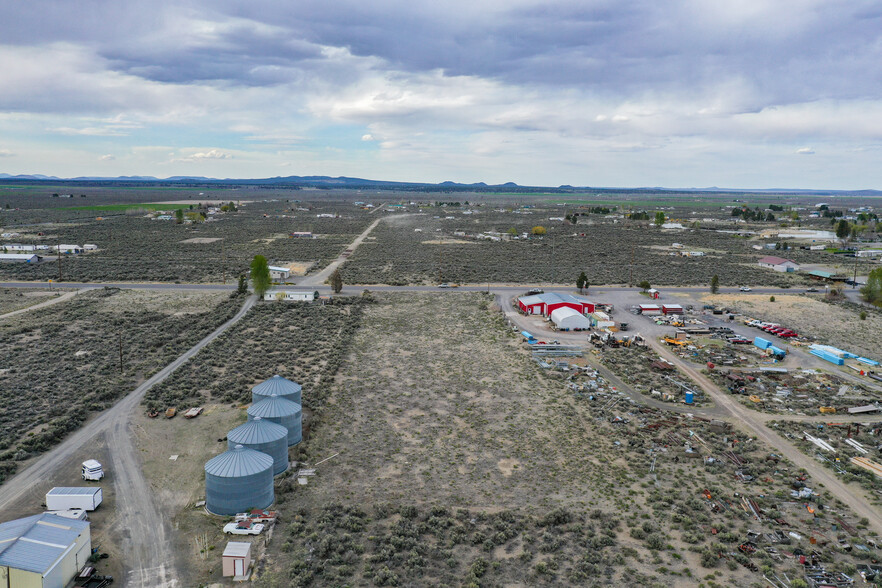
[0,173,879,195]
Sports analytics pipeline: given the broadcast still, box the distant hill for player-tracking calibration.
[0,172,879,196]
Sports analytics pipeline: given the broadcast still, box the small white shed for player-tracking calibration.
[550,307,590,331]
[269,266,291,281]
[222,541,252,579]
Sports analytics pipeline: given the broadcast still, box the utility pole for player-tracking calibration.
[629,246,635,287]
[853,256,858,289]
[118,332,123,373]
[438,236,443,284]
[56,240,62,282]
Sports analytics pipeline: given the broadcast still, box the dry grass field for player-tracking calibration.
[0,288,242,481]
[0,288,60,314]
[252,293,876,587]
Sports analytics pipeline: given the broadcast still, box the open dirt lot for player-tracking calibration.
[133,405,254,587]
[704,293,882,361]
[249,292,879,587]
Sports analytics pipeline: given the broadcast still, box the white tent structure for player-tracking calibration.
[550,307,590,331]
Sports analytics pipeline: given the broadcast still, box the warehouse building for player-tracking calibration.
[0,253,40,263]
[550,307,591,331]
[517,293,594,316]
[757,256,799,272]
[0,513,91,588]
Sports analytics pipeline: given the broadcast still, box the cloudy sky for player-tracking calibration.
[1,0,881,188]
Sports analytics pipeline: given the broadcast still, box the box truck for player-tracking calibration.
[46,487,103,511]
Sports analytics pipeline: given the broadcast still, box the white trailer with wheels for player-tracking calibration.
[82,459,104,480]
[46,487,103,511]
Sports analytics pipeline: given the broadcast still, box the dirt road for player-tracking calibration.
[0,288,83,320]
[299,217,383,287]
[0,294,256,586]
[648,339,882,535]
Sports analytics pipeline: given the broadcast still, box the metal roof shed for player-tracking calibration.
[0,513,91,588]
[227,417,290,475]
[550,307,591,331]
[205,445,274,516]
[222,541,252,578]
[252,375,302,405]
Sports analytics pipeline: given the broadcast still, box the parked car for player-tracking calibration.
[739,286,752,292]
[806,287,819,292]
[728,337,752,344]
[235,509,278,523]
[224,521,266,535]
[779,331,798,338]
[438,283,450,288]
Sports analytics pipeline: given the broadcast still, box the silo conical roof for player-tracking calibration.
[227,417,290,475]
[204,444,274,477]
[246,394,302,446]
[252,374,302,405]
[247,395,301,419]
[227,417,289,446]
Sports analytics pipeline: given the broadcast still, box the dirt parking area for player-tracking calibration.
[704,293,882,361]
[133,404,260,587]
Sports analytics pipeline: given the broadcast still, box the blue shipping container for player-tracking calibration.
[754,336,772,350]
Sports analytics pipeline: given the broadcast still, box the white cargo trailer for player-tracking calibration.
[45,487,103,511]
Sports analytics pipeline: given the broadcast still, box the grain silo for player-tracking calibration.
[204,445,274,516]
[246,394,302,446]
[252,374,302,405]
[227,417,290,476]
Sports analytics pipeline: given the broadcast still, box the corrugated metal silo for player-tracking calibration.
[252,374,302,405]
[227,417,290,476]
[246,394,302,446]
[204,444,274,516]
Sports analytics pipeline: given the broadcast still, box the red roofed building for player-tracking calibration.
[757,256,799,272]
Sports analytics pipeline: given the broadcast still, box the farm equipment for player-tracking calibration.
[663,337,687,347]
[819,406,837,414]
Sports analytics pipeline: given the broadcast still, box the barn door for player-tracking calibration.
[234,558,244,576]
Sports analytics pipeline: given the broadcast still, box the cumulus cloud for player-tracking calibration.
[0,1,880,186]
[99,154,116,161]
[171,149,232,163]
[796,147,815,154]
[0,149,13,157]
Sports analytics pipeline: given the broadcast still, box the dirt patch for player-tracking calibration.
[134,404,257,587]
[180,237,222,244]
[421,239,476,245]
[497,458,521,476]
